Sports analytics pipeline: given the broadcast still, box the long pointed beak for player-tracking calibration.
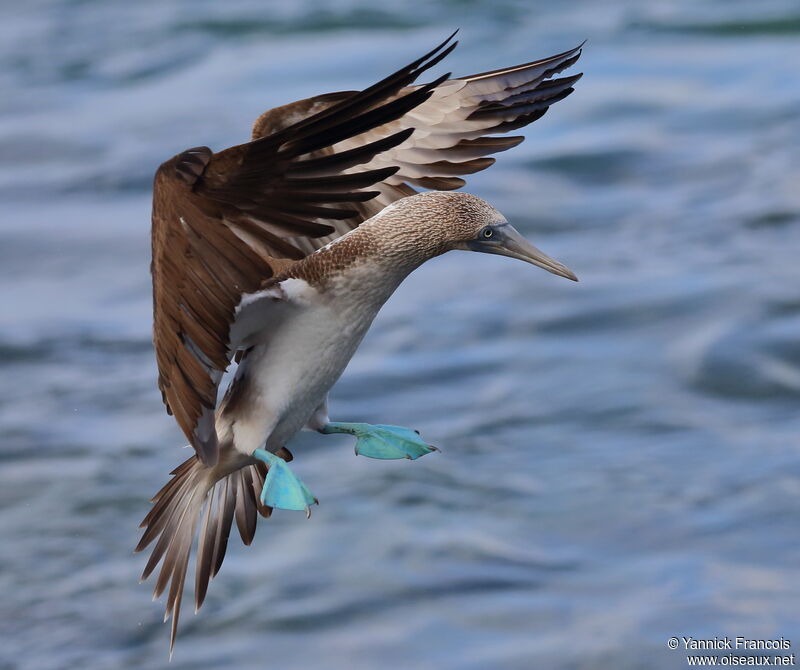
[472,224,578,281]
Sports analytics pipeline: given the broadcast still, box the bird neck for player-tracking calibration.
[355,208,449,274]
[288,210,450,303]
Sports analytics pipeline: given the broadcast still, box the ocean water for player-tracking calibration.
[1,1,799,668]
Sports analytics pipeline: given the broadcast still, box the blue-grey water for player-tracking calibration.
[1,1,799,668]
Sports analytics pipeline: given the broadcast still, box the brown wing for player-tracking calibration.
[357,43,583,187]
[151,33,459,465]
[246,43,584,255]
[328,43,584,217]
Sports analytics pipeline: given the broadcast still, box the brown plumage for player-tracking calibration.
[143,33,583,652]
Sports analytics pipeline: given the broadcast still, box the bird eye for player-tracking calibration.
[481,227,494,239]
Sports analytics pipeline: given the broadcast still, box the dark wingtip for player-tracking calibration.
[372,165,401,181]
[381,126,415,151]
[410,29,459,72]
[394,126,416,143]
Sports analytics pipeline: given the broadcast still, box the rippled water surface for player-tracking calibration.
[2,1,800,668]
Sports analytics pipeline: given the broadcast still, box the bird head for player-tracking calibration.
[431,192,578,281]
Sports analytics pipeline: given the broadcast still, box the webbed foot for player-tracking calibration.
[321,422,439,460]
[252,448,318,517]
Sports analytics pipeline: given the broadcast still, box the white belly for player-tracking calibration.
[227,295,379,455]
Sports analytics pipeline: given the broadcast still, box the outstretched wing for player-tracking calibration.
[151,34,458,466]
[341,43,584,194]
[251,43,584,254]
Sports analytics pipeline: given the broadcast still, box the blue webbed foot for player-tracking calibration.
[321,422,439,460]
[252,449,318,517]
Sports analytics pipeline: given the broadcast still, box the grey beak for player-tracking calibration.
[471,224,578,281]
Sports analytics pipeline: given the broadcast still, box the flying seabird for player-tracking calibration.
[138,32,582,650]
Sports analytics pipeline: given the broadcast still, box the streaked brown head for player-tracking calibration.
[370,191,578,281]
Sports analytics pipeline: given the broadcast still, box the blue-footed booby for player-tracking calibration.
[139,33,582,650]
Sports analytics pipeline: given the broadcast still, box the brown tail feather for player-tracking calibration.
[136,454,271,654]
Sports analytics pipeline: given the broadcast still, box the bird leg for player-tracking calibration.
[321,422,439,460]
[252,448,318,517]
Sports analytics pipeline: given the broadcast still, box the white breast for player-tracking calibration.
[224,275,387,455]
